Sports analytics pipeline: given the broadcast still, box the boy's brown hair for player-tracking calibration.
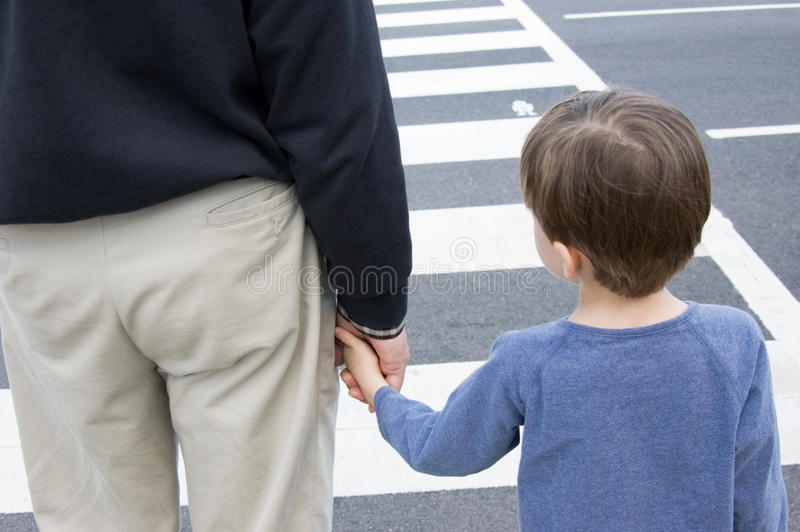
[520,89,710,297]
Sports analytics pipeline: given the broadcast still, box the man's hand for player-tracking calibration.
[336,313,409,410]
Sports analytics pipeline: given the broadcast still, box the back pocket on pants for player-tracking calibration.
[206,180,297,227]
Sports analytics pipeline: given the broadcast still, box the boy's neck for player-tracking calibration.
[570,285,688,329]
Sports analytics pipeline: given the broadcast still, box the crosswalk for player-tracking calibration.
[333,0,800,502]
[1,0,799,528]
[359,1,800,525]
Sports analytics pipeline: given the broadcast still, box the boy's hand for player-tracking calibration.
[335,313,410,410]
[335,327,390,408]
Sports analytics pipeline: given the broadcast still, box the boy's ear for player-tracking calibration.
[552,241,580,281]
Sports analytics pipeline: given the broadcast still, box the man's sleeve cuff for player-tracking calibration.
[336,293,406,340]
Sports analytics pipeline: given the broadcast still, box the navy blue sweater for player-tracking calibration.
[0,0,411,331]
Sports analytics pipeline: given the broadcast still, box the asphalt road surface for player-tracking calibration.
[1,0,798,530]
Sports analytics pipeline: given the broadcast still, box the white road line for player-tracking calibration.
[770,341,800,400]
[0,389,27,514]
[389,62,571,98]
[500,0,606,91]
[334,360,521,496]
[410,203,541,273]
[775,397,800,467]
[337,343,800,496]
[377,6,512,28]
[702,207,800,348]
[3,337,799,512]
[381,30,541,57]
[564,3,800,19]
[0,362,511,510]
[706,124,800,139]
[410,203,709,274]
[398,117,539,165]
[374,0,453,5]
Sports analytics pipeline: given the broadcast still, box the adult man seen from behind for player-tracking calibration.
[0,1,410,530]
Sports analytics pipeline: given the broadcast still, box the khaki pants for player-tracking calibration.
[0,177,338,531]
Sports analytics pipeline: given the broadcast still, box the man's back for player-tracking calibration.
[0,2,412,529]
[1,2,283,221]
[1,0,411,329]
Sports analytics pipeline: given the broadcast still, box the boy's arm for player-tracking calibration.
[337,328,524,477]
[733,341,788,530]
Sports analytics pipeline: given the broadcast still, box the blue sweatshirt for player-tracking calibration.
[375,303,788,531]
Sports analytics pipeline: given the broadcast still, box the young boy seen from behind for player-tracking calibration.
[337,89,788,531]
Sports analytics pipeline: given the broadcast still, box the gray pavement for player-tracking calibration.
[527,0,800,300]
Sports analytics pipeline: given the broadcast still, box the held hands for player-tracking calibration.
[335,313,409,411]
[335,326,393,409]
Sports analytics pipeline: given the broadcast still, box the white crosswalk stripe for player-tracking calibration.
[2,335,799,511]
[2,0,799,525]
[409,202,716,275]
[377,7,513,28]
[399,117,539,164]
[389,62,571,97]
[381,30,542,57]
[373,0,454,5]
[706,123,800,139]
